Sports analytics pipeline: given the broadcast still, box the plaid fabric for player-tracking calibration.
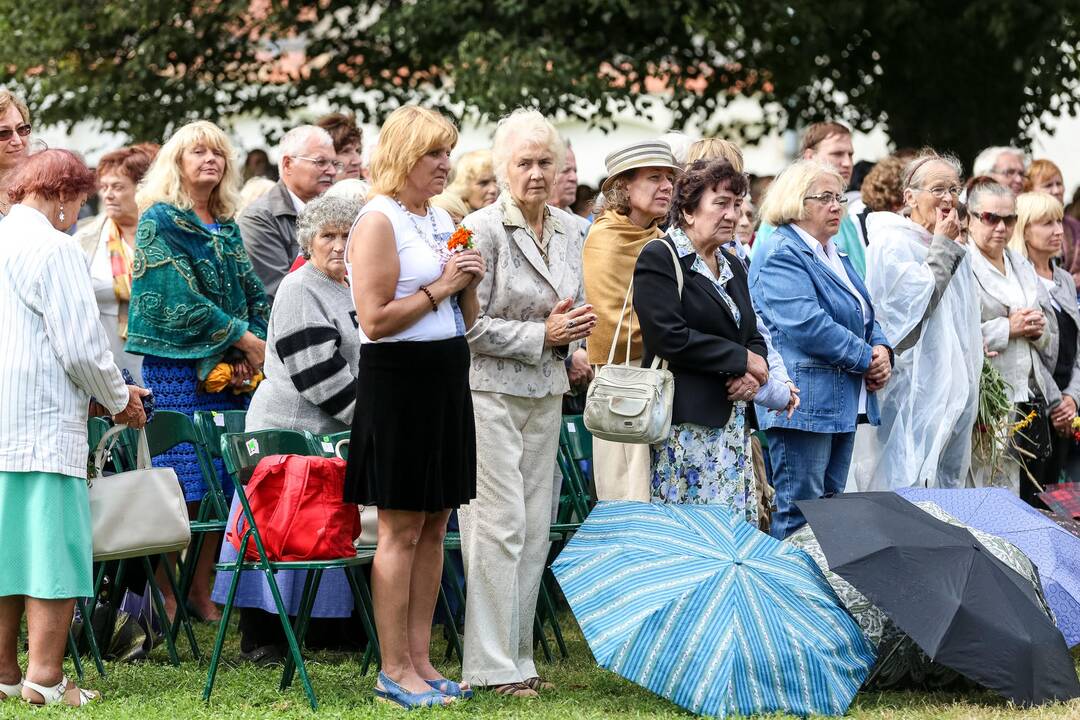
[1038,508,1080,539]
[1039,482,1080,519]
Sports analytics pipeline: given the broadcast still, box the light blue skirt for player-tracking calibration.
[0,470,93,598]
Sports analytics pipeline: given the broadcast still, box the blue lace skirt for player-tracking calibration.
[141,355,248,502]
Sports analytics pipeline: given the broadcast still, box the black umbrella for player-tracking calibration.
[797,492,1080,707]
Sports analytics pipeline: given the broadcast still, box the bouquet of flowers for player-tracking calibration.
[972,360,1013,472]
[447,227,474,253]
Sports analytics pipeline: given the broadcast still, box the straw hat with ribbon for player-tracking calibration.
[601,140,683,193]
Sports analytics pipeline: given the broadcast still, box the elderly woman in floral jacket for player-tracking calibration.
[457,109,594,698]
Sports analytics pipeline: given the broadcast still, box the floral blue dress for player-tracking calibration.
[649,229,757,525]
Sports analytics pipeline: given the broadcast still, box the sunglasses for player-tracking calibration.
[974,211,1018,228]
[0,124,31,142]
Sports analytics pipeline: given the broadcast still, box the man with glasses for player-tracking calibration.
[239,125,340,300]
[972,146,1026,195]
[750,121,869,281]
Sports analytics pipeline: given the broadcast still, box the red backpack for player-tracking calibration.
[227,454,361,562]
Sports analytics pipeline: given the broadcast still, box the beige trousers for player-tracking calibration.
[592,438,652,501]
[458,391,562,686]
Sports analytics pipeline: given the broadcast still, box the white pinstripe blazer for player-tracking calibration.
[0,205,129,478]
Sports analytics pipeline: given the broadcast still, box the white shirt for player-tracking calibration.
[792,223,871,413]
[0,205,129,478]
[288,188,306,214]
[349,195,461,343]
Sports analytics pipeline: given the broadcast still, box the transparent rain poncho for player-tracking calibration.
[848,212,983,490]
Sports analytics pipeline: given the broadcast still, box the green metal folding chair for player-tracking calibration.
[203,429,378,710]
[82,415,201,667]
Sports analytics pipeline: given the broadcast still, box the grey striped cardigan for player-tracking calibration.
[245,262,359,434]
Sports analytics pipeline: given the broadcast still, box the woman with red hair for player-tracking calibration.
[0,149,149,706]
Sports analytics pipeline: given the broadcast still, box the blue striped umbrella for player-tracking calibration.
[552,501,875,717]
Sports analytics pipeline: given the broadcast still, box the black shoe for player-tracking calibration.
[239,644,285,666]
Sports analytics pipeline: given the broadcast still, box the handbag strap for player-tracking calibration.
[91,424,151,480]
[605,237,685,368]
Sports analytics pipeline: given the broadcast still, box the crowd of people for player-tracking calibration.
[2,82,1080,707]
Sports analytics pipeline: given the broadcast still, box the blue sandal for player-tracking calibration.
[374,672,452,709]
[426,678,473,700]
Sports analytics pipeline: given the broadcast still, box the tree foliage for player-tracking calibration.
[1,0,1078,162]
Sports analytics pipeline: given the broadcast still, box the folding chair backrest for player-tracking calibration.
[219,430,313,486]
[309,431,351,459]
[560,415,592,462]
[144,410,201,457]
[193,410,247,460]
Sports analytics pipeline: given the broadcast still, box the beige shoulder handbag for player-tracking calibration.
[583,237,682,444]
[89,425,192,562]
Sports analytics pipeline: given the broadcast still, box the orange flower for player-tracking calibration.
[447,226,474,253]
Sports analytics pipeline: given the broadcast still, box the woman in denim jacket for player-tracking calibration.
[750,160,893,539]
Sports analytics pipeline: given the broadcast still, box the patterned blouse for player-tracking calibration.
[669,227,741,323]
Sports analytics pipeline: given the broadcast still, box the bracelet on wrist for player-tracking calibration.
[419,285,438,312]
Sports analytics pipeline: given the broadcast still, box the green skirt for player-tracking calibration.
[0,470,92,598]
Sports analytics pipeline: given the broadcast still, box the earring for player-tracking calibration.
[58,203,65,224]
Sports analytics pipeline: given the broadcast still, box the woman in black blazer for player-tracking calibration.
[633,159,768,522]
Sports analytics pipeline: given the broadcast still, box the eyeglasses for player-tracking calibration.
[804,192,848,207]
[0,124,31,142]
[993,167,1024,178]
[293,155,345,173]
[913,185,963,199]
[974,211,1018,228]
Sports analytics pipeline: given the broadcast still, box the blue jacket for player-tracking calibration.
[749,224,890,433]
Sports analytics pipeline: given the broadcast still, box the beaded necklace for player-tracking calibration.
[395,197,449,265]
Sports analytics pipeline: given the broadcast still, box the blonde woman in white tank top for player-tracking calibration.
[344,106,485,709]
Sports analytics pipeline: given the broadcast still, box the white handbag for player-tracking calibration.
[89,425,192,562]
[583,237,683,444]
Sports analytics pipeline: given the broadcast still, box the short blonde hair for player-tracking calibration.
[685,138,744,172]
[430,191,470,224]
[758,160,844,227]
[369,106,458,197]
[490,109,565,190]
[1010,191,1065,257]
[445,149,494,204]
[137,120,242,219]
[238,176,276,212]
[0,88,29,124]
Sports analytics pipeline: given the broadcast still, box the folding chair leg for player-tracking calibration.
[281,570,321,690]
[67,630,84,681]
[203,554,244,703]
[158,555,200,660]
[346,567,380,674]
[534,614,553,663]
[538,580,568,659]
[75,597,106,677]
[264,565,318,710]
[437,586,463,662]
[143,557,181,666]
[176,533,206,610]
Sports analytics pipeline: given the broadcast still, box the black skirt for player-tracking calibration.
[343,336,476,512]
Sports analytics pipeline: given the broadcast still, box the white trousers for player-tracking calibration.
[459,391,562,686]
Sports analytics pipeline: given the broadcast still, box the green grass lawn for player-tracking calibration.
[5,617,1080,719]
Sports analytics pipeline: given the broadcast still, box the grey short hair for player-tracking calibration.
[491,109,566,190]
[278,125,334,173]
[902,150,963,190]
[972,146,1025,177]
[967,178,1015,214]
[297,194,361,258]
